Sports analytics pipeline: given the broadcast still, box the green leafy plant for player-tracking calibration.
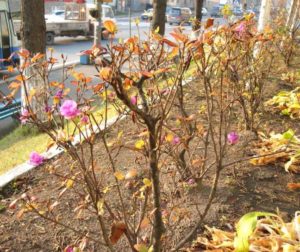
[266,87,300,119]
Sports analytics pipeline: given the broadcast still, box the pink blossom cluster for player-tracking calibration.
[227,131,239,145]
[20,109,30,124]
[29,151,44,166]
[60,100,80,120]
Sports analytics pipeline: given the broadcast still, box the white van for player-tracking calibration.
[13,3,115,45]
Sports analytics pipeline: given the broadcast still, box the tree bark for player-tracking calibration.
[289,0,300,33]
[257,0,271,32]
[195,0,204,21]
[152,0,167,36]
[21,0,45,54]
[21,0,46,120]
[94,0,102,46]
[148,122,165,252]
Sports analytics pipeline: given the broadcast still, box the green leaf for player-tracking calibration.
[234,211,275,252]
[282,129,295,140]
[134,244,149,252]
[281,109,290,116]
[0,203,6,213]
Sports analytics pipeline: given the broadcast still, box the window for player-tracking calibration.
[0,11,10,58]
[103,7,114,18]
[65,4,86,20]
[171,8,181,16]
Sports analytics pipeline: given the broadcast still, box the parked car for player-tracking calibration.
[45,10,65,21]
[210,5,221,17]
[14,4,115,45]
[141,8,153,20]
[202,7,208,16]
[233,6,243,16]
[167,7,192,25]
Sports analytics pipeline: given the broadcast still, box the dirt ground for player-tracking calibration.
[1,54,300,252]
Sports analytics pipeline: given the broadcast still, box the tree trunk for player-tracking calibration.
[257,0,271,32]
[289,0,300,33]
[195,0,204,21]
[21,0,47,121]
[286,0,298,29]
[21,0,45,54]
[148,123,165,252]
[193,0,204,32]
[152,0,167,36]
[94,0,102,46]
[241,0,247,11]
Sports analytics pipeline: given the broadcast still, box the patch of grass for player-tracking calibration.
[0,105,118,175]
[0,124,41,152]
[0,125,49,175]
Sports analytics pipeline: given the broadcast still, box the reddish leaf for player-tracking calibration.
[17,208,25,219]
[18,49,30,58]
[140,71,153,78]
[205,18,214,29]
[125,169,138,179]
[79,49,92,56]
[103,20,117,34]
[93,83,105,93]
[170,32,188,43]
[8,82,21,90]
[31,53,44,63]
[110,222,127,244]
[161,38,178,47]
[9,199,18,209]
[287,183,300,191]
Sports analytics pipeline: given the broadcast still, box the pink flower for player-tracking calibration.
[64,246,74,252]
[20,109,30,124]
[44,105,51,113]
[188,178,195,185]
[60,100,80,119]
[55,89,63,99]
[227,131,239,145]
[172,136,180,145]
[160,88,170,96]
[29,151,44,166]
[234,22,246,36]
[80,115,89,125]
[130,95,137,105]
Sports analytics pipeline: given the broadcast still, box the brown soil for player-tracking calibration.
[1,57,300,252]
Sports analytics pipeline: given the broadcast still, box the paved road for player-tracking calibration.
[50,16,225,63]
[51,20,192,63]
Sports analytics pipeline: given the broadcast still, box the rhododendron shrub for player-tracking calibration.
[1,17,285,251]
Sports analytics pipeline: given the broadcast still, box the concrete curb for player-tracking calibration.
[0,115,121,188]
[0,76,195,188]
